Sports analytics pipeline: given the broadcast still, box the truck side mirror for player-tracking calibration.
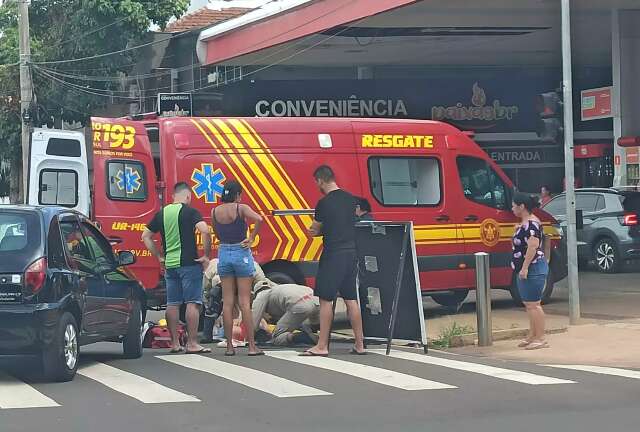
[117,250,136,266]
[576,209,584,230]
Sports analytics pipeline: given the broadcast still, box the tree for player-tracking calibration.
[0,0,189,202]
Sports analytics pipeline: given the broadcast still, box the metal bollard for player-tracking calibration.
[474,252,492,346]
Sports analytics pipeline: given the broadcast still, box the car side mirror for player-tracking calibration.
[117,250,136,266]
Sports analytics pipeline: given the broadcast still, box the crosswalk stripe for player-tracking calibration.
[78,362,200,404]
[266,350,456,390]
[157,354,331,398]
[543,364,640,380]
[0,372,59,409]
[372,350,576,385]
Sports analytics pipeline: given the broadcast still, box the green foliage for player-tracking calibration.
[430,322,474,349]
[0,0,188,166]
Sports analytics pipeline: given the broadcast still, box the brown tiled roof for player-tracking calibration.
[165,7,252,32]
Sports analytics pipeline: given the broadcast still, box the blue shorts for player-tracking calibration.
[218,244,256,278]
[517,260,549,302]
[165,265,203,306]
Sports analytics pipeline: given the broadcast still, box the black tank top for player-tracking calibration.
[213,204,248,244]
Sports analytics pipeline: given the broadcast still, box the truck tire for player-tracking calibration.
[42,312,79,382]
[509,272,554,306]
[266,271,296,285]
[431,289,469,309]
[123,300,143,359]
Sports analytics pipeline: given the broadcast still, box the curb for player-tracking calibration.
[447,326,568,348]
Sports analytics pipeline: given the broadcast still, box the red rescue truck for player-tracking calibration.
[28,116,567,309]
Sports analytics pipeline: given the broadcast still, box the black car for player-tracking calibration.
[542,188,640,273]
[0,206,145,381]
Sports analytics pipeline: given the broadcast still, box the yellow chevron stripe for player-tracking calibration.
[192,120,283,260]
[191,119,284,260]
[234,119,323,261]
[210,119,308,261]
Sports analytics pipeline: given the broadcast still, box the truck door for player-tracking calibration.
[352,122,468,292]
[90,118,159,293]
[455,155,516,288]
[28,129,89,216]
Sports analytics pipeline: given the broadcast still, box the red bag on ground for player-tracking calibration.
[143,323,187,349]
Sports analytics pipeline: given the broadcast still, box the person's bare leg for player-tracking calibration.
[185,303,205,352]
[533,303,546,341]
[165,305,181,350]
[221,276,237,354]
[344,299,365,352]
[306,299,333,355]
[237,277,262,355]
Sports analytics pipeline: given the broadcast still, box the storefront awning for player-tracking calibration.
[196,0,419,66]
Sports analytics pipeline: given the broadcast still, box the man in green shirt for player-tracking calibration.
[143,182,212,354]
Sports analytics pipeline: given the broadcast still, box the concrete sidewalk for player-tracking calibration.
[450,319,640,369]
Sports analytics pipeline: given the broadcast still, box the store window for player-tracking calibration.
[39,169,78,207]
[457,156,508,210]
[107,160,147,201]
[368,157,441,206]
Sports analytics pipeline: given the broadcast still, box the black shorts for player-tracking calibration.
[315,249,358,302]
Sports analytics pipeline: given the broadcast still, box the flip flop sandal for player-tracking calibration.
[350,348,368,355]
[169,347,184,354]
[185,347,212,354]
[517,340,532,348]
[224,350,236,357]
[299,350,329,357]
[525,341,549,350]
[248,351,265,357]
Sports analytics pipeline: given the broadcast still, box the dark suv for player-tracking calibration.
[0,206,145,381]
[542,188,640,273]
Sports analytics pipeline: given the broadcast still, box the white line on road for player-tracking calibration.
[0,372,59,409]
[266,350,456,390]
[157,355,331,398]
[543,364,640,380]
[78,362,200,404]
[371,350,576,385]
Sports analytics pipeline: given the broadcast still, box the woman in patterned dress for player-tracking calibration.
[511,192,550,350]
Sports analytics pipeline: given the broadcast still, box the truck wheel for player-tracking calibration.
[431,290,469,309]
[593,238,619,273]
[123,300,143,359]
[42,312,79,382]
[509,272,555,306]
[266,271,296,285]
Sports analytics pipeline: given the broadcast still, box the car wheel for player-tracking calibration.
[593,238,619,273]
[123,300,143,359]
[510,271,555,306]
[42,312,79,382]
[431,289,469,309]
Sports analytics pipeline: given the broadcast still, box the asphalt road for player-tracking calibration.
[1,341,639,432]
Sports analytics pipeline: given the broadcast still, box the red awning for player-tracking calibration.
[197,0,419,65]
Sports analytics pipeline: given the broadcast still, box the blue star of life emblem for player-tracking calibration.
[115,167,142,194]
[191,163,226,203]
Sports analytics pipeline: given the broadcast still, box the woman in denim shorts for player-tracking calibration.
[212,181,264,356]
[511,192,549,350]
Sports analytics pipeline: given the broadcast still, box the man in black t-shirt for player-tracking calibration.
[302,165,365,356]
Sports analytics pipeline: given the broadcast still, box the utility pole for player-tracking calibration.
[18,0,33,204]
[561,0,581,324]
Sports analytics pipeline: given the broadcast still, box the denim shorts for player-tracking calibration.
[218,244,256,278]
[517,259,549,302]
[165,265,204,306]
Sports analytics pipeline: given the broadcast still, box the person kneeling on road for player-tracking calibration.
[251,278,320,347]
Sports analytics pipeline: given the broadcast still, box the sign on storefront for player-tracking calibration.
[157,93,193,117]
[581,86,613,121]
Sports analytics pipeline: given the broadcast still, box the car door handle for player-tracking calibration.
[435,215,450,222]
[465,215,479,222]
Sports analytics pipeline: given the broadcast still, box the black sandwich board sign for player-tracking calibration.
[355,221,428,354]
[157,93,192,117]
